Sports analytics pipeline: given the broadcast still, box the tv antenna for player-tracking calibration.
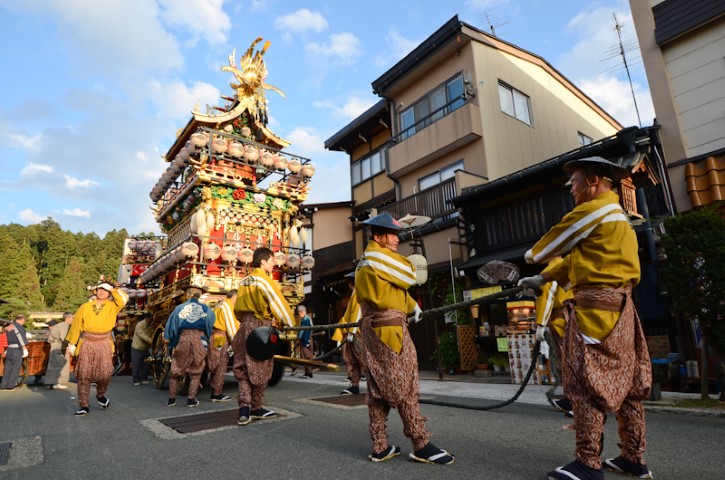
[611,13,642,127]
[483,13,510,38]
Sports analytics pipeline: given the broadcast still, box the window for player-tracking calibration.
[578,132,593,146]
[419,160,464,191]
[351,147,387,186]
[498,82,532,125]
[399,73,467,140]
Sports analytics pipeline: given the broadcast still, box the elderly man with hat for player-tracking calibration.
[65,280,129,415]
[232,247,295,425]
[355,213,454,465]
[519,156,652,480]
[164,283,216,407]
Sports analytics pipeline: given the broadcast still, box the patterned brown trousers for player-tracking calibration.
[207,330,229,396]
[75,332,114,408]
[169,329,207,401]
[563,286,651,469]
[360,308,431,452]
[341,336,365,387]
[232,314,273,410]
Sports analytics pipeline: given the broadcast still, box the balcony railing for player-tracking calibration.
[379,177,458,225]
[313,241,355,277]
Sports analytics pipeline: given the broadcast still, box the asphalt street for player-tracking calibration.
[0,371,722,480]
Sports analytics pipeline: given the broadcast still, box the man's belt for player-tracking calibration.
[370,318,404,328]
[7,344,21,348]
[575,297,623,312]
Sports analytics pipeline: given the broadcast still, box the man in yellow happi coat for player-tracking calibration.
[519,157,652,480]
[207,290,239,403]
[65,281,129,416]
[355,213,454,465]
[233,247,294,426]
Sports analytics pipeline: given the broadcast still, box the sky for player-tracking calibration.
[0,0,654,236]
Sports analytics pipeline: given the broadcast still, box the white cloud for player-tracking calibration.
[307,33,363,63]
[579,76,655,128]
[19,208,45,224]
[285,127,328,158]
[148,79,222,121]
[373,27,420,68]
[63,208,91,218]
[158,0,231,46]
[64,175,99,190]
[21,163,54,176]
[465,0,510,9]
[274,9,328,34]
[32,0,184,77]
[313,96,378,122]
[8,132,43,152]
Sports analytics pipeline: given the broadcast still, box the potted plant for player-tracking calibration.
[489,354,508,373]
[434,331,460,374]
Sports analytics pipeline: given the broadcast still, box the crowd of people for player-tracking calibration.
[0,156,654,477]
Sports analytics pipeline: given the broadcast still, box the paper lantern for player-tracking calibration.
[286,253,301,269]
[202,242,221,261]
[287,158,302,173]
[238,247,254,264]
[273,251,286,267]
[301,255,315,270]
[407,253,428,285]
[221,245,238,262]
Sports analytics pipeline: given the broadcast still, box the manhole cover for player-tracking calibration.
[0,442,12,466]
[310,394,366,407]
[159,409,240,433]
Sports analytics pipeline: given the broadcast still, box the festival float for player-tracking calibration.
[117,38,315,388]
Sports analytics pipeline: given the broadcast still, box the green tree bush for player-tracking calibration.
[661,207,725,400]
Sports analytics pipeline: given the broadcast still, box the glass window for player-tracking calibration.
[419,172,439,191]
[351,162,361,185]
[578,132,593,146]
[400,108,415,140]
[414,101,430,130]
[430,86,446,122]
[499,82,532,125]
[447,76,465,112]
[440,160,464,180]
[362,157,372,179]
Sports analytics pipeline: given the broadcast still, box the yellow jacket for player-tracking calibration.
[234,267,294,328]
[213,298,240,345]
[66,289,129,354]
[355,240,417,353]
[526,191,640,340]
[333,289,362,343]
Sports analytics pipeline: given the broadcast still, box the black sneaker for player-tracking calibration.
[96,396,110,409]
[409,442,455,465]
[210,393,231,402]
[238,406,252,425]
[251,408,279,419]
[553,397,574,417]
[604,456,653,479]
[74,407,89,416]
[368,445,400,462]
[167,398,176,407]
[547,460,604,480]
[341,385,360,395]
[301,373,313,379]
[187,398,200,407]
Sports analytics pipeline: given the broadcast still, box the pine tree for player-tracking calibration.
[52,257,89,312]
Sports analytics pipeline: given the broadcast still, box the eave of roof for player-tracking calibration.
[324,99,388,152]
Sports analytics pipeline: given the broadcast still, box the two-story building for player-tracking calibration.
[322,15,625,367]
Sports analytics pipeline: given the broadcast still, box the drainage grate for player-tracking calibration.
[159,409,240,433]
[0,442,12,466]
[310,394,366,407]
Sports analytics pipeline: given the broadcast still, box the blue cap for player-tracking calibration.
[361,212,404,231]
